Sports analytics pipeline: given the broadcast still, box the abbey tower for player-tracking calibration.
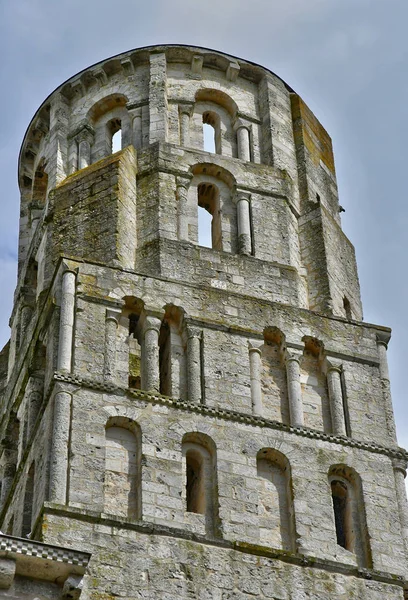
[0,44,407,599]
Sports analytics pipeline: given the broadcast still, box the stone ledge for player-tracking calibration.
[0,534,90,568]
[43,503,406,589]
[54,371,408,460]
[0,534,90,590]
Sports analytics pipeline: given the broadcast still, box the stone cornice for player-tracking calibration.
[43,503,406,589]
[53,372,408,461]
[0,534,90,569]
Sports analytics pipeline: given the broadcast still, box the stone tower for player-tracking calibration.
[0,44,407,599]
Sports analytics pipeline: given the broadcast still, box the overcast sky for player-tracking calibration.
[1,0,407,447]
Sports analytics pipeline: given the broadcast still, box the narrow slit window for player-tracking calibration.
[343,296,352,320]
[331,479,349,548]
[186,449,205,514]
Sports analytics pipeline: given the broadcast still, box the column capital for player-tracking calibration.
[323,358,343,375]
[233,117,251,132]
[178,102,194,117]
[392,458,408,477]
[285,348,303,364]
[140,308,164,334]
[248,340,263,355]
[176,174,193,189]
[105,308,121,325]
[376,330,391,349]
[233,189,251,205]
[186,322,202,340]
[69,121,95,144]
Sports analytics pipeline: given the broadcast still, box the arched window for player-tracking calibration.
[158,307,187,399]
[193,89,239,158]
[329,465,371,567]
[22,462,35,538]
[197,182,222,250]
[182,433,220,537]
[300,337,331,433]
[87,94,130,163]
[202,111,220,154]
[261,328,289,423]
[256,449,296,551]
[104,419,141,519]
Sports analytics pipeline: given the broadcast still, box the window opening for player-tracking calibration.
[331,479,349,548]
[109,118,122,153]
[343,296,352,320]
[159,320,171,395]
[197,183,221,250]
[203,123,216,153]
[202,112,220,154]
[186,449,206,514]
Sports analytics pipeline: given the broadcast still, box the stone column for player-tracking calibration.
[248,341,263,416]
[376,332,397,442]
[141,311,163,392]
[78,140,91,170]
[179,104,194,147]
[177,177,191,242]
[57,270,76,372]
[186,325,202,403]
[27,390,43,441]
[20,304,33,340]
[392,459,408,553]
[130,107,143,150]
[49,389,72,504]
[326,362,347,436]
[285,350,304,427]
[234,191,252,255]
[149,53,168,144]
[103,309,121,382]
[236,125,251,161]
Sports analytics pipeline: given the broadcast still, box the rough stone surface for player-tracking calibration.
[0,44,407,599]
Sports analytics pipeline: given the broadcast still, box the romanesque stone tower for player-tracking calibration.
[0,44,407,599]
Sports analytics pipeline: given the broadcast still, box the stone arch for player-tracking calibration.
[104,416,142,519]
[328,464,372,567]
[192,89,239,158]
[187,163,237,253]
[182,432,220,537]
[87,94,131,162]
[256,448,296,551]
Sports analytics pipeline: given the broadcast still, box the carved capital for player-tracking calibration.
[285,348,303,364]
[233,189,251,205]
[376,330,391,349]
[392,458,407,477]
[178,102,194,117]
[105,308,121,326]
[248,340,263,356]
